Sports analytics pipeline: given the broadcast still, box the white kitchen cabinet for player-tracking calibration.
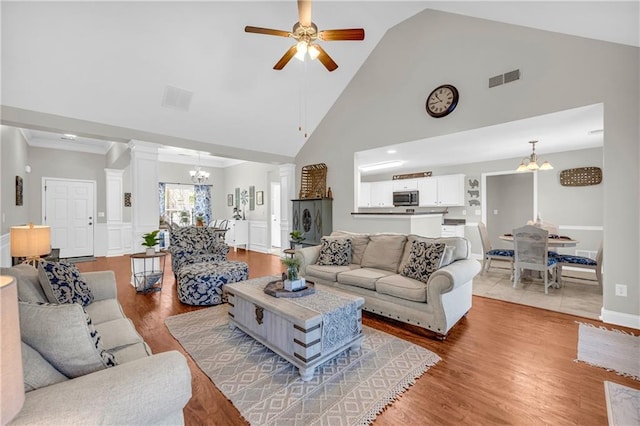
[369,181,393,207]
[441,225,465,237]
[358,182,372,207]
[392,178,419,191]
[418,174,465,207]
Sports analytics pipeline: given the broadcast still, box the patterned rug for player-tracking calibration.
[576,322,639,380]
[604,381,640,426]
[165,305,440,425]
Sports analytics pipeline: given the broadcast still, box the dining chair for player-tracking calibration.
[213,219,229,241]
[478,222,514,274]
[208,219,219,228]
[555,241,603,292]
[512,225,558,294]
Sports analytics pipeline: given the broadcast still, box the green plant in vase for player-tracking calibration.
[141,230,160,255]
[289,230,305,249]
[281,256,301,281]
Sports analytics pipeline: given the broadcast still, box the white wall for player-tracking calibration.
[296,10,639,325]
[0,126,30,234]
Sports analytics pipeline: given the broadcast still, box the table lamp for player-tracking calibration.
[10,223,51,266]
[1,275,25,425]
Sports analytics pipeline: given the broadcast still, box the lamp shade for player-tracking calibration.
[10,224,50,258]
[1,276,25,425]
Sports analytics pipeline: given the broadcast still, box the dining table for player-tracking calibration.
[499,234,578,247]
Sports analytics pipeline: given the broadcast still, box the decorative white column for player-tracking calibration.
[129,141,160,253]
[279,164,296,247]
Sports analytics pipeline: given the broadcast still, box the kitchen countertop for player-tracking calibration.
[351,211,446,216]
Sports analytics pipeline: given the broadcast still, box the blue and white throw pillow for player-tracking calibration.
[317,237,352,266]
[401,241,446,284]
[38,260,94,306]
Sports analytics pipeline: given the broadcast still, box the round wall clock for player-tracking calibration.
[426,84,459,118]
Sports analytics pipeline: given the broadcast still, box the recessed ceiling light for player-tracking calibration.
[387,149,397,154]
[358,160,405,172]
[62,134,77,140]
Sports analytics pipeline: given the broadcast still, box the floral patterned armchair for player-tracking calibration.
[168,226,229,273]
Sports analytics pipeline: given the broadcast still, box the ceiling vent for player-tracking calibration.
[161,85,193,111]
[488,68,520,88]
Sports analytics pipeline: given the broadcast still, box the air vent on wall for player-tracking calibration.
[161,85,193,111]
[488,68,520,88]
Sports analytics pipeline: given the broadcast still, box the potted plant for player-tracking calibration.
[289,230,305,249]
[141,230,160,255]
[195,214,204,227]
[281,256,301,281]
[179,210,190,226]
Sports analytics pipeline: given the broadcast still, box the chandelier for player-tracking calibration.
[516,140,553,172]
[189,154,210,184]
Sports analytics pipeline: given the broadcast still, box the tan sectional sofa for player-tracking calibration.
[295,231,481,339]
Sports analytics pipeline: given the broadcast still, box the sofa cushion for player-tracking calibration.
[376,274,429,303]
[330,231,369,264]
[19,301,117,378]
[38,260,94,306]
[94,318,145,351]
[21,341,69,392]
[361,234,407,272]
[440,245,456,268]
[1,264,49,303]
[401,241,446,284]
[306,263,360,282]
[336,267,394,291]
[317,237,352,266]
[110,342,153,364]
[84,299,126,325]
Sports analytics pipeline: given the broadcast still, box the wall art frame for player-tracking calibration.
[256,191,264,205]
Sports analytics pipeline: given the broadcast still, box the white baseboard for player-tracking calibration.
[601,308,640,331]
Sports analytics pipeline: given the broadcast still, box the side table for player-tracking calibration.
[283,248,296,258]
[131,251,167,293]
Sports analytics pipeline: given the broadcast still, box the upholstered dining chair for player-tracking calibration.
[478,222,514,274]
[512,225,558,294]
[555,241,603,292]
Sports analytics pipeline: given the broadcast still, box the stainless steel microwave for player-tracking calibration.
[393,190,419,206]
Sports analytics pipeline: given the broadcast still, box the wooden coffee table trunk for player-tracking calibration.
[225,277,364,381]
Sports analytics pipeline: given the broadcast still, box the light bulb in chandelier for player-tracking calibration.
[295,41,307,61]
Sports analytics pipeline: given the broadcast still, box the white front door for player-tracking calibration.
[271,182,281,248]
[44,179,95,258]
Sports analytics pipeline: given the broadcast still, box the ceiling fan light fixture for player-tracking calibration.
[307,44,320,60]
[295,41,308,61]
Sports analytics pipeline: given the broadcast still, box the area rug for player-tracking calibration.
[604,381,640,426]
[165,305,441,425]
[576,322,640,380]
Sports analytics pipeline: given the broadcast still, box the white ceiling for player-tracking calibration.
[3,1,638,165]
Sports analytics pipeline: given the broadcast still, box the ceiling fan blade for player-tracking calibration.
[245,26,291,38]
[318,28,365,41]
[314,44,338,72]
[273,45,298,70]
[298,0,312,27]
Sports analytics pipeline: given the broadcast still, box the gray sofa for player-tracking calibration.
[2,264,192,425]
[295,231,481,339]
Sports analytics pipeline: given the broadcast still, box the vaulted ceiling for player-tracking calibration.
[2,1,638,165]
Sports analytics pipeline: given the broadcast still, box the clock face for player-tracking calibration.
[426,84,459,118]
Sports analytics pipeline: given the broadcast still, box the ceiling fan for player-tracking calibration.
[245,0,365,72]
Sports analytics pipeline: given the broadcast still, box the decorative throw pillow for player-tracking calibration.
[21,341,69,392]
[317,237,352,266]
[38,260,94,306]
[439,245,456,268]
[401,241,446,284]
[19,301,117,378]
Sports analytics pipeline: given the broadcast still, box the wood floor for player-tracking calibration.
[76,250,639,425]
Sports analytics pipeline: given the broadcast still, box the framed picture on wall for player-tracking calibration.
[16,176,23,206]
[227,194,234,206]
[256,191,264,205]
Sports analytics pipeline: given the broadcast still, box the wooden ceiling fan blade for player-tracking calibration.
[318,28,365,41]
[298,0,312,27]
[273,45,298,70]
[245,26,291,38]
[314,44,338,72]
